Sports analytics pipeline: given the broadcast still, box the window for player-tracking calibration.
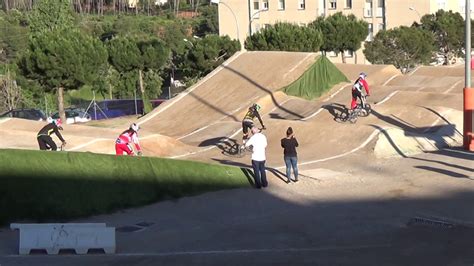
[378,23,384,31]
[278,0,285,10]
[263,0,269,10]
[253,1,259,10]
[298,0,305,10]
[377,0,383,8]
[366,23,373,41]
[437,0,446,9]
[344,50,354,58]
[345,0,352,9]
[364,0,373,17]
[329,0,336,9]
[328,51,337,57]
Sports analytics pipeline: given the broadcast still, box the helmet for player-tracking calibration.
[252,103,261,112]
[130,123,140,132]
[359,72,367,79]
[53,118,62,128]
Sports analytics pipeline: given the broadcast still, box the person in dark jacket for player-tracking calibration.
[37,118,66,151]
[281,126,299,183]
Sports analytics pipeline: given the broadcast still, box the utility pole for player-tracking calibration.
[464,0,474,151]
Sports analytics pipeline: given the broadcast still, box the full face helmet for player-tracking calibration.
[130,123,140,132]
[252,103,261,112]
[53,118,63,129]
[359,72,367,79]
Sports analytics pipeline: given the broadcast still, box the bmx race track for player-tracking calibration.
[1,51,473,265]
[0,51,465,168]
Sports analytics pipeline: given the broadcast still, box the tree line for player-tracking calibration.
[245,10,472,70]
[1,0,203,16]
[0,0,238,121]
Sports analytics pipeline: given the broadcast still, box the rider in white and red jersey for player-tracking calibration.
[115,123,142,156]
[351,72,370,110]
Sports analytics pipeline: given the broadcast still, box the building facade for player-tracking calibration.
[215,0,473,64]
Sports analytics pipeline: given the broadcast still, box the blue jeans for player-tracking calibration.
[284,156,298,181]
[251,160,267,188]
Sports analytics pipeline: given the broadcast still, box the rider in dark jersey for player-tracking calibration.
[37,119,66,151]
[242,103,265,145]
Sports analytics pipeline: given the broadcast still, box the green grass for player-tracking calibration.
[0,149,252,225]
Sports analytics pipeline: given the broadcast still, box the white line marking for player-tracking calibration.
[275,128,388,170]
[268,98,291,113]
[382,74,401,86]
[171,103,280,159]
[283,53,315,79]
[177,95,260,140]
[323,84,350,102]
[301,108,324,121]
[444,79,463,94]
[0,118,11,124]
[138,52,243,126]
[68,138,110,151]
[408,66,421,76]
[421,117,442,133]
[6,243,391,258]
[375,91,398,105]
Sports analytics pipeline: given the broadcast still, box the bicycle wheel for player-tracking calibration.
[359,104,371,117]
[348,111,358,123]
[334,112,348,123]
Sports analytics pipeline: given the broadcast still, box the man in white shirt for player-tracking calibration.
[245,126,268,189]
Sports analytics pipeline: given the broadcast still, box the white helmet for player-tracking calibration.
[130,123,140,132]
[359,72,367,79]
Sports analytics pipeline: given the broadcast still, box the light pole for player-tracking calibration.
[211,0,240,45]
[408,7,421,20]
[249,8,268,36]
[463,0,474,151]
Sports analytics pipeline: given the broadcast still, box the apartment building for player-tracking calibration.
[215,0,472,64]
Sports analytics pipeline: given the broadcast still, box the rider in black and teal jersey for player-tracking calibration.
[242,103,265,144]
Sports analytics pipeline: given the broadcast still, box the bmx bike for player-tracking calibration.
[224,127,265,158]
[335,96,371,124]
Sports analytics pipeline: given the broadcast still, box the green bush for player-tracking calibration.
[0,149,251,225]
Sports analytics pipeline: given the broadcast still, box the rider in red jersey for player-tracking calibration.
[351,72,370,110]
[115,123,142,156]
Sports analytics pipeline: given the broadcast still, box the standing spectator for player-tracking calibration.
[281,127,299,183]
[245,126,268,189]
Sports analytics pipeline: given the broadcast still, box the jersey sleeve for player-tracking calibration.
[361,79,370,95]
[255,111,264,126]
[54,126,66,142]
[132,133,141,151]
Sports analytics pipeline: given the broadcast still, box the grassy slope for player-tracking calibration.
[0,149,251,224]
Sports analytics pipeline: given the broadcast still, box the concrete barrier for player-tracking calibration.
[10,223,116,255]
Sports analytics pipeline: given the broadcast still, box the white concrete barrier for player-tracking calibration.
[10,223,116,255]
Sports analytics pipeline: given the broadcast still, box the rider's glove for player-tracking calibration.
[137,151,143,156]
